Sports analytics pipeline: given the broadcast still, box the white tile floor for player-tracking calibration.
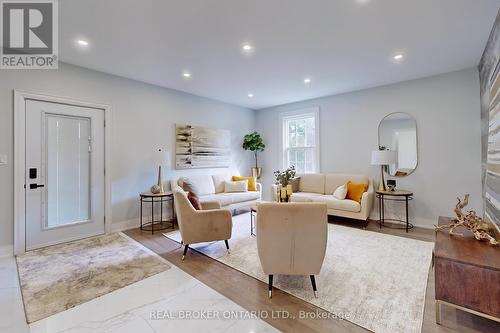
[0,256,278,333]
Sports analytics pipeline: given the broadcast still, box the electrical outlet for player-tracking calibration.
[0,155,7,165]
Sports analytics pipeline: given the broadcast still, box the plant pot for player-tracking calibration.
[252,167,262,179]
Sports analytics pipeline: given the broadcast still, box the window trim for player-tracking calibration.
[279,107,320,173]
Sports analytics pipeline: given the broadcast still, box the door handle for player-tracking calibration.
[29,184,45,189]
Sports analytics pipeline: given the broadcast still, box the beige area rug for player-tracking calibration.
[164,213,434,333]
[16,232,170,323]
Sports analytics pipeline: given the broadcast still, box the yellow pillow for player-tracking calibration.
[346,181,368,203]
[232,176,257,192]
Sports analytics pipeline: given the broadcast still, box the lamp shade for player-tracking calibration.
[371,150,396,166]
[154,148,170,167]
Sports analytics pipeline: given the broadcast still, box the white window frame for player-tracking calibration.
[279,107,320,173]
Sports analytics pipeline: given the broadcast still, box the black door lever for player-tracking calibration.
[29,184,45,189]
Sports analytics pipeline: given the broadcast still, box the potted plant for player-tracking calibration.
[273,166,296,202]
[242,131,266,179]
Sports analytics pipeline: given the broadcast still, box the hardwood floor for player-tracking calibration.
[124,216,500,333]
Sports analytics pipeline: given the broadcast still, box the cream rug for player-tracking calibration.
[16,232,170,323]
[164,213,434,333]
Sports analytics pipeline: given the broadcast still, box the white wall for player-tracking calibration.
[0,63,255,248]
[256,68,482,228]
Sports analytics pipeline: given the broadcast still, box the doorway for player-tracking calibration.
[14,91,111,253]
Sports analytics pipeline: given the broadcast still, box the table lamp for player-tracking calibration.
[151,148,169,194]
[371,150,396,192]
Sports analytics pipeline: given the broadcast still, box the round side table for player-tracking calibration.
[375,189,414,233]
[140,192,176,234]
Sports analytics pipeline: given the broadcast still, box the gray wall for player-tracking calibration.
[0,63,255,249]
[256,68,482,228]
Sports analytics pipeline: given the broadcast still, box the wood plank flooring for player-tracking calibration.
[124,216,500,333]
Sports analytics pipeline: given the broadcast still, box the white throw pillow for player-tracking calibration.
[333,183,348,200]
[224,180,248,193]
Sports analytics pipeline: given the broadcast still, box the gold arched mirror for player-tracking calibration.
[378,112,418,177]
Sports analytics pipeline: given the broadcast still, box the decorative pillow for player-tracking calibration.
[224,180,248,193]
[182,175,215,196]
[232,176,257,191]
[187,191,202,210]
[290,177,301,193]
[333,183,348,200]
[346,181,368,203]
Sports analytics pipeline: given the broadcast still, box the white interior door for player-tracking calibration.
[25,99,105,250]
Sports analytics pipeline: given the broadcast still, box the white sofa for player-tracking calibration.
[276,173,374,221]
[171,172,262,210]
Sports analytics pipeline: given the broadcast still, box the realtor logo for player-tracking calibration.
[1,0,58,69]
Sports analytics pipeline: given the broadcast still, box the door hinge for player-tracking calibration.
[104,216,106,224]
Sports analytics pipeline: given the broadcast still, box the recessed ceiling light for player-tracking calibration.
[242,44,253,51]
[77,40,89,46]
[393,54,404,60]
[304,78,311,84]
[247,93,254,98]
[183,72,192,78]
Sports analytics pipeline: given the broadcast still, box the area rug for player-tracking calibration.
[16,232,170,323]
[164,213,434,333]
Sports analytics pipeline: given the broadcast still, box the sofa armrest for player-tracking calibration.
[201,201,221,210]
[256,182,262,195]
[360,179,374,220]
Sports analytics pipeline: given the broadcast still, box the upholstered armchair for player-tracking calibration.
[173,190,233,260]
[256,202,328,298]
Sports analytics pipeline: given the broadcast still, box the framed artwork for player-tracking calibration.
[175,124,230,169]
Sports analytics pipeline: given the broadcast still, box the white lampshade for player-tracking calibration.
[154,148,170,167]
[371,150,396,166]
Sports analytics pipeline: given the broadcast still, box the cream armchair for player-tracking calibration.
[173,190,233,260]
[256,202,328,298]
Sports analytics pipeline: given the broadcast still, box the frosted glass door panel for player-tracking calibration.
[46,114,91,228]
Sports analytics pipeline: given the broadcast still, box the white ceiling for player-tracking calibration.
[60,0,500,110]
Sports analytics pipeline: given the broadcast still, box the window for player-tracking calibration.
[280,108,319,174]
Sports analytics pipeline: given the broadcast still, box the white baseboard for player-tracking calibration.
[110,218,140,233]
[0,245,14,258]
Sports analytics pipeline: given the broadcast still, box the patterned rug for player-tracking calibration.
[164,213,434,333]
[16,232,170,323]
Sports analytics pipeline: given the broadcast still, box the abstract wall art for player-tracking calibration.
[479,11,500,235]
[175,124,231,169]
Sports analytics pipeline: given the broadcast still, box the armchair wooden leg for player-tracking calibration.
[310,275,318,298]
[182,244,189,261]
[224,240,230,254]
[268,275,274,298]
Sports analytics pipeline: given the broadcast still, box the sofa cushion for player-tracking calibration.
[290,192,324,202]
[199,191,260,206]
[182,175,215,196]
[325,174,369,196]
[220,191,260,204]
[298,174,325,194]
[212,173,233,193]
[315,195,361,212]
[198,194,233,207]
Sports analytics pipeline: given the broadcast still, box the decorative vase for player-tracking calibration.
[252,167,262,179]
[150,184,161,194]
[275,184,292,203]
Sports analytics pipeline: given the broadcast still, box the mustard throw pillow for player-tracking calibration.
[232,176,257,191]
[346,181,368,203]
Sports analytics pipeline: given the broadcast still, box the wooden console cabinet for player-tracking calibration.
[434,216,500,324]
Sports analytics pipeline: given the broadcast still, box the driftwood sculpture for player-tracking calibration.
[435,194,499,246]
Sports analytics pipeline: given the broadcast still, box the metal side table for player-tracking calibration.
[140,191,176,234]
[376,189,414,233]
